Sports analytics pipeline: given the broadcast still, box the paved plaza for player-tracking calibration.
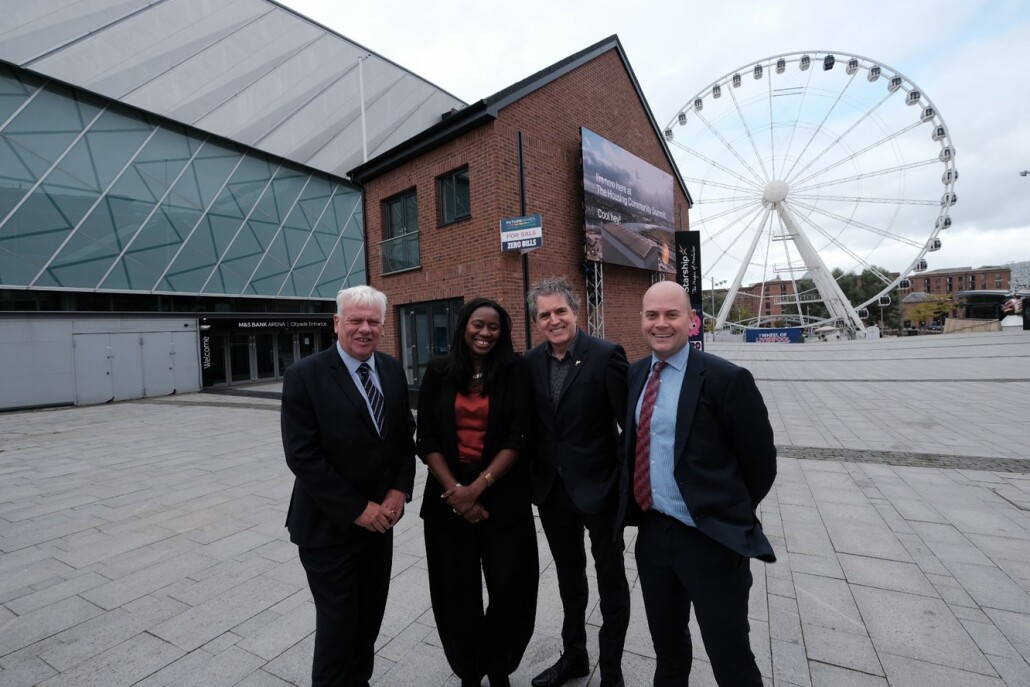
[1,330,1028,686]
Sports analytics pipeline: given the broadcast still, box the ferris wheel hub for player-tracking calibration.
[763,179,789,203]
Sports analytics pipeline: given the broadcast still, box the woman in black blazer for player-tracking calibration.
[417,297,538,687]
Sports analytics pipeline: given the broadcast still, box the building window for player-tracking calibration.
[399,298,464,389]
[438,167,470,225]
[381,190,420,274]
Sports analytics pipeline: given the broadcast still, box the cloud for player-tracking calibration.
[282,0,1030,278]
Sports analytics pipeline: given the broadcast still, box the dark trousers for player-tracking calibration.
[424,515,539,682]
[636,512,762,686]
[298,529,393,687]
[538,476,630,678]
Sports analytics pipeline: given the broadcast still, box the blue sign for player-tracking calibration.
[500,214,542,252]
[744,327,804,343]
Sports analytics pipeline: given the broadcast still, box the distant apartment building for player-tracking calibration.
[910,266,1010,297]
[902,265,1014,323]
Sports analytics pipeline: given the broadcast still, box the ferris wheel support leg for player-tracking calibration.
[774,202,866,332]
[715,206,773,330]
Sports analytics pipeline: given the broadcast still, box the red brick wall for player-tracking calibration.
[364,48,690,364]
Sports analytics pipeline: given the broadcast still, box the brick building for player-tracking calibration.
[705,278,823,326]
[905,265,1011,322]
[911,266,1010,297]
[350,36,692,387]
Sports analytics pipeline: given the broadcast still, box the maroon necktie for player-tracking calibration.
[633,361,665,511]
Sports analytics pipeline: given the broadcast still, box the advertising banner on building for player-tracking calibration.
[500,214,542,252]
[744,327,805,343]
[581,128,674,273]
[674,230,704,351]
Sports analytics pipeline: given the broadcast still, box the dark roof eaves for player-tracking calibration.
[483,36,620,112]
[609,42,693,207]
[349,34,694,207]
[345,38,622,184]
[348,102,494,183]
[488,35,693,206]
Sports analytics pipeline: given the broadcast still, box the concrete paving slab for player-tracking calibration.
[878,653,1004,687]
[837,554,938,597]
[803,623,882,676]
[851,586,994,674]
[36,632,184,687]
[809,662,888,687]
[3,331,1030,685]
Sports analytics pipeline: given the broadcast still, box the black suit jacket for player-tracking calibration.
[526,330,628,515]
[617,346,777,562]
[416,358,532,527]
[281,347,416,547]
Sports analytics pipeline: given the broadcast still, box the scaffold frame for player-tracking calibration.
[586,262,604,337]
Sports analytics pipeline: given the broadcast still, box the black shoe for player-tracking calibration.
[599,677,624,687]
[531,655,590,687]
[489,675,511,687]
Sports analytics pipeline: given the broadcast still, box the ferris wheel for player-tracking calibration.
[664,51,957,332]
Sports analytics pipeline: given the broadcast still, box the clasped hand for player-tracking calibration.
[441,484,489,524]
[355,489,406,533]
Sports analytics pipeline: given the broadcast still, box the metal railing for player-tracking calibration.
[380,231,420,274]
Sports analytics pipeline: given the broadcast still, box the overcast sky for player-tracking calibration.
[283,0,1030,277]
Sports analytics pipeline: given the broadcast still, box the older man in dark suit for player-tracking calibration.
[525,276,629,687]
[617,280,776,686]
[281,285,416,687]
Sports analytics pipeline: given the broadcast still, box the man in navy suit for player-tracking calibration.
[617,280,776,686]
[281,285,416,687]
[525,276,629,687]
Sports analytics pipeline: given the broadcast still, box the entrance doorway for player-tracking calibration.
[399,298,463,387]
[199,315,334,387]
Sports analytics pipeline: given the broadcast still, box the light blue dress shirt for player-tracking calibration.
[336,342,383,433]
[634,345,695,527]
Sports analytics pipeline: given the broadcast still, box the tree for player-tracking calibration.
[907,294,955,329]
[793,277,828,321]
[792,266,902,329]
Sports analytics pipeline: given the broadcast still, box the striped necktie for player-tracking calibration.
[358,362,384,433]
[634,361,665,511]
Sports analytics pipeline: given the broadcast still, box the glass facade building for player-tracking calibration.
[0,0,465,407]
[0,62,366,301]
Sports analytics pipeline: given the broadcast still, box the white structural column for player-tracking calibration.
[715,206,772,329]
[774,194,866,331]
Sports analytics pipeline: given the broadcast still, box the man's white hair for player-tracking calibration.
[336,285,387,320]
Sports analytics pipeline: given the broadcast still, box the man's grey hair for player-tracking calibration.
[526,275,580,321]
[336,285,387,321]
